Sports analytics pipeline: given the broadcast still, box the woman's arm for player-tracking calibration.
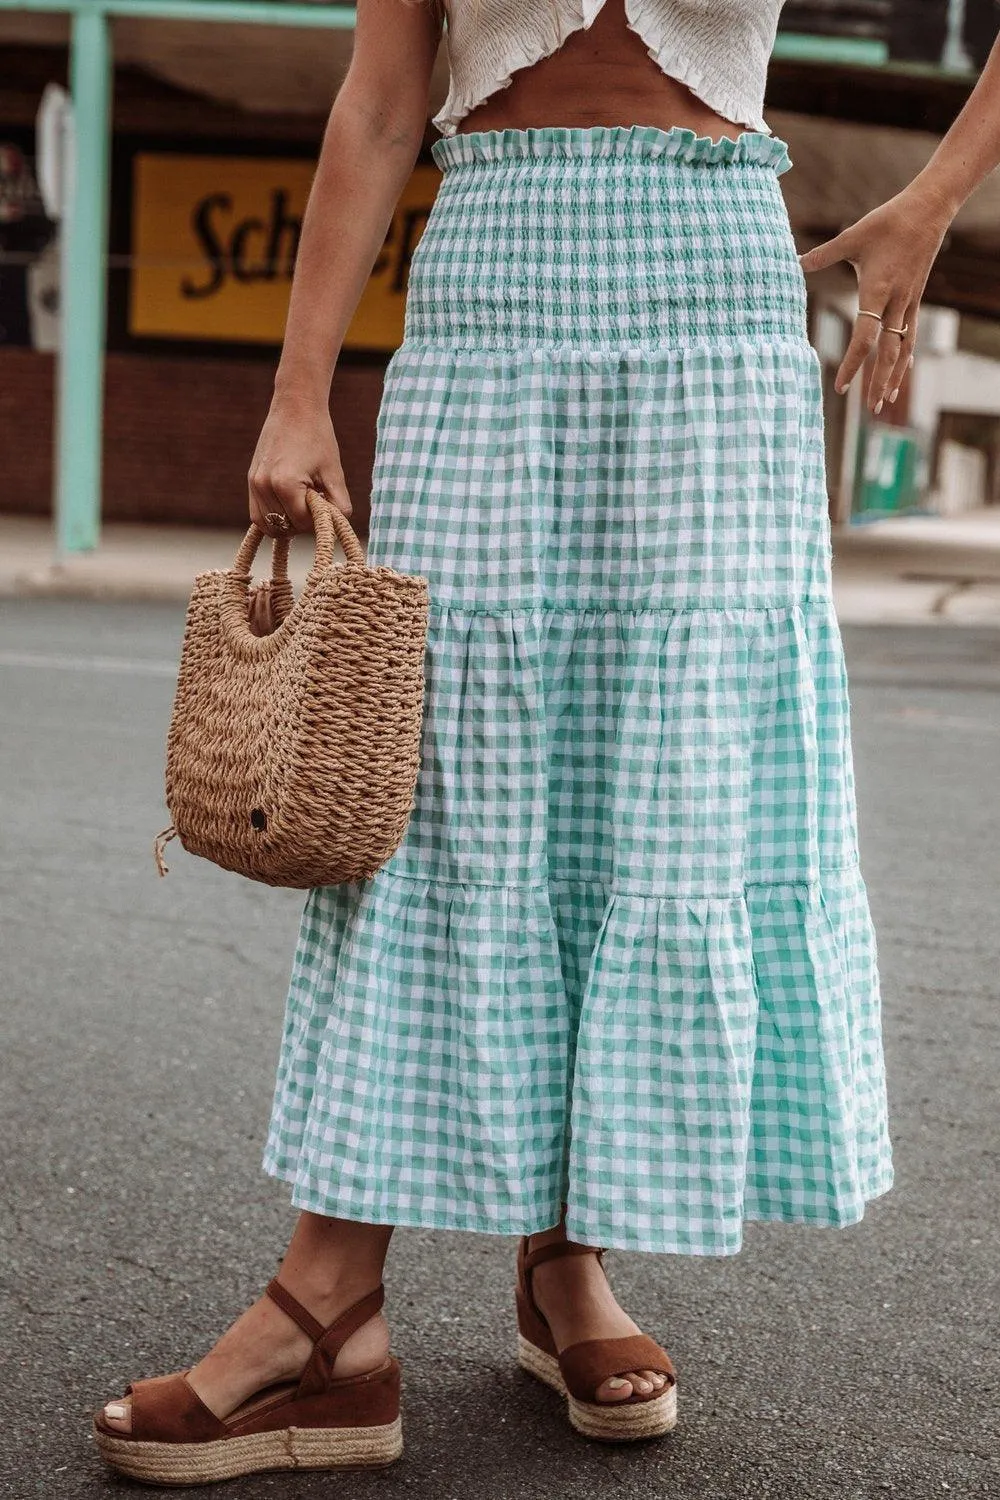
[248,0,442,530]
[799,33,1000,413]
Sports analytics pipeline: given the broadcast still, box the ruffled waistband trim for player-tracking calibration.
[431,124,792,175]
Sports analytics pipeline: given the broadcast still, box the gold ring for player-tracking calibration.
[884,323,909,337]
[857,309,883,323]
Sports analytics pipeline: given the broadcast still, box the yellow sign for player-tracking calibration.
[129,153,440,350]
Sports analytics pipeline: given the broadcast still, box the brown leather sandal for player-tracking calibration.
[516,1236,677,1442]
[92,1278,402,1485]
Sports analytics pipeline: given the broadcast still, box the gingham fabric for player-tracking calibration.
[263,125,893,1254]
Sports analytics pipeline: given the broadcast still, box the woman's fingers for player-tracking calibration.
[264,472,317,532]
[834,299,884,396]
[798,229,854,275]
[248,467,286,535]
[881,309,923,405]
[246,405,354,532]
[315,469,353,519]
[248,472,336,534]
[866,300,911,412]
[885,312,917,405]
[801,197,930,407]
[248,474,354,535]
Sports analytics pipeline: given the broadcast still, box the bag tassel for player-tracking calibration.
[154,824,178,877]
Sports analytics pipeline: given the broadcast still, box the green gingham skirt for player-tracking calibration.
[263,125,893,1254]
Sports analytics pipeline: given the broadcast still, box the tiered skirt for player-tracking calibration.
[263,124,893,1254]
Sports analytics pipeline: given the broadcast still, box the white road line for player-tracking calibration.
[0,650,177,678]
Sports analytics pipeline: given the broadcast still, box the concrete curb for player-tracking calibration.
[4,516,1000,625]
[0,526,333,605]
[5,566,999,626]
[0,564,201,603]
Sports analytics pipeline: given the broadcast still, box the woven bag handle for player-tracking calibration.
[222,489,365,650]
[233,488,364,578]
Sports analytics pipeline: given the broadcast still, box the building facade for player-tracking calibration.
[1,0,999,533]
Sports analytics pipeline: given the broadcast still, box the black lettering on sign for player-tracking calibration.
[231,216,268,282]
[181,187,303,299]
[183,191,230,298]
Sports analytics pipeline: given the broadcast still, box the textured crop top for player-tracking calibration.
[432,1,786,138]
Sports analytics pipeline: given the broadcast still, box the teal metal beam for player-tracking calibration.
[0,0,914,554]
[0,0,356,24]
[0,0,357,554]
[771,33,889,69]
[100,0,354,21]
[55,4,112,554]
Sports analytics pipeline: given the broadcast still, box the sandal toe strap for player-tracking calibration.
[558,1334,676,1403]
[106,1373,227,1443]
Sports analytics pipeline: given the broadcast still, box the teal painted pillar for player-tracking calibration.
[56,4,112,554]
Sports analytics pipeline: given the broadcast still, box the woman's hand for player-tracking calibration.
[247,391,353,535]
[799,182,954,413]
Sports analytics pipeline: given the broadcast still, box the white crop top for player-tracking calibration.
[432,1,785,138]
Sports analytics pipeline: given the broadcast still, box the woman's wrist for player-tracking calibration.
[272,358,336,409]
[903,165,966,235]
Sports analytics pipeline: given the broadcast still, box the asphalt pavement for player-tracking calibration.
[1,600,998,1500]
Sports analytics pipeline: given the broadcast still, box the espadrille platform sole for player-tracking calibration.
[93,1277,402,1487]
[515,1236,678,1443]
[517,1333,678,1441]
[93,1414,403,1486]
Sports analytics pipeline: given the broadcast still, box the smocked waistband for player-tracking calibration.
[431,124,792,175]
[407,124,804,350]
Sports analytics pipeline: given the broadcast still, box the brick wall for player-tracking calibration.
[0,346,384,535]
[0,347,52,513]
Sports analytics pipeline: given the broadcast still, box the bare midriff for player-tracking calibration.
[454,0,748,143]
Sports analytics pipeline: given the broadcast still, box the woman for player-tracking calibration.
[94,0,1000,1483]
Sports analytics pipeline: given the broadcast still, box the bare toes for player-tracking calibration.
[596,1375,634,1403]
[101,1397,132,1433]
[627,1370,654,1395]
[640,1369,667,1390]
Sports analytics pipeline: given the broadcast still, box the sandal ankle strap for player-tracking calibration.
[518,1235,607,1324]
[265,1277,386,1399]
[265,1277,327,1344]
[316,1284,386,1360]
[520,1236,605,1276]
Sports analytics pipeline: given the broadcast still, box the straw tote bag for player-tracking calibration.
[154,488,429,888]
